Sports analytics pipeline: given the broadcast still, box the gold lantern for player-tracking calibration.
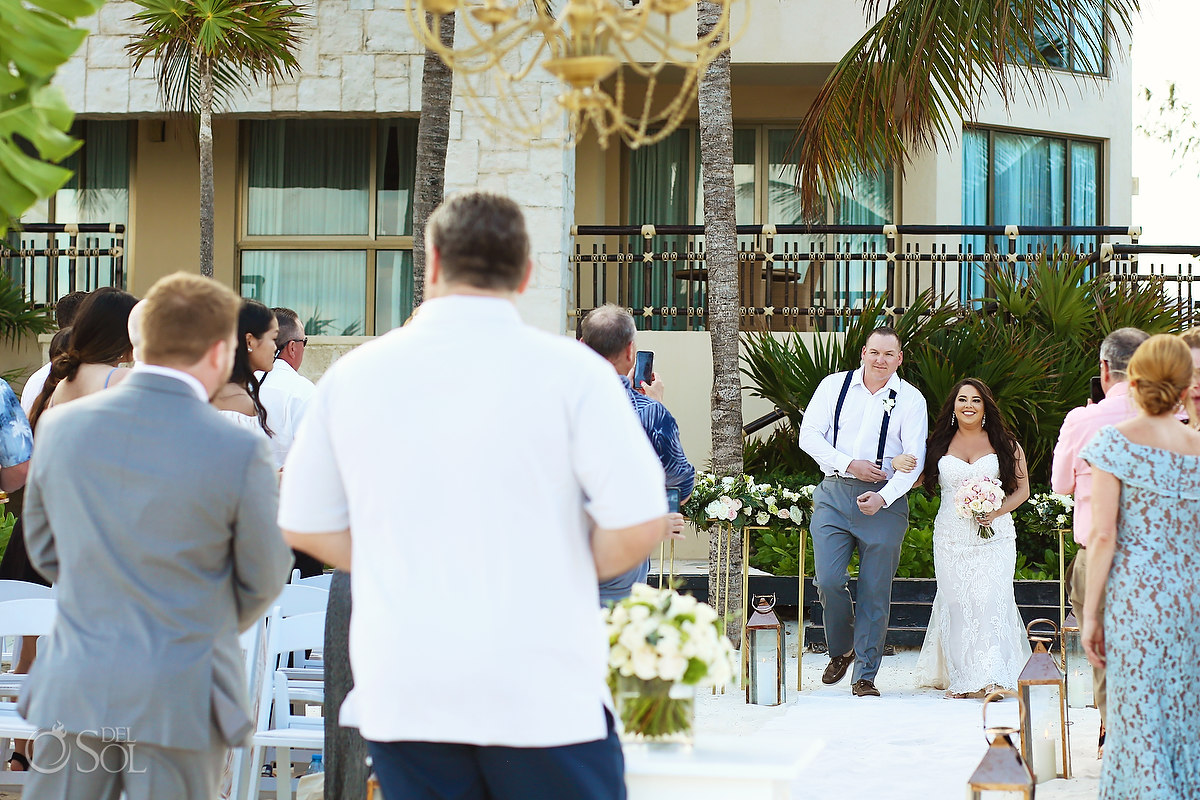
[1018,619,1071,782]
[1060,612,1093,710]
[745,594,784,706]
[967,691,1036,800]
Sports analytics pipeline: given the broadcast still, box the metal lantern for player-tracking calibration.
[1018,619,1071,783]
[745,594,785,706]
[1061,613,1094,709]
[967,691,1036,800]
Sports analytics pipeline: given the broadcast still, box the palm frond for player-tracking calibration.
[126,0,306,114]
[785,0,1138,216]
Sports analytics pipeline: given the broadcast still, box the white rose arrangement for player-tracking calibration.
[603,584,737,739]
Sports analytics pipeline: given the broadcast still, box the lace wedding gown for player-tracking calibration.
[916,453,1031,694]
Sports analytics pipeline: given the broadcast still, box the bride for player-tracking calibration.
[905,378,1032,697]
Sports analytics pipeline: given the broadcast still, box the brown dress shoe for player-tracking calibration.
[822,651,855,685]
[852,679,880,697]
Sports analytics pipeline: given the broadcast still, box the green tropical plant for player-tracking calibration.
[0,272,53,344]
[786,0,1138,215]
[0,0,102,234]
[126,0,305,277]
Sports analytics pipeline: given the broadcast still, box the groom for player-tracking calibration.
[799,327,927,697]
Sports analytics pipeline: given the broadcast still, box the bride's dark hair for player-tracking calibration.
[923,378,1023,495]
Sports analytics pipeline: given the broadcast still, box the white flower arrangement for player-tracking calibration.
[603,584,737,687]
[603,585,738,740]
[684,473,816,533]
[881,397,897,413]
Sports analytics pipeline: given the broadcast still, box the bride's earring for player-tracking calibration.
[951,415,957,427]
[982,413,987,427]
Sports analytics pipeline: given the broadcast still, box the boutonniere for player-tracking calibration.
[882,398,897,413]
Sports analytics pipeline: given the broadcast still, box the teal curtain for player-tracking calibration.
[242,250,367,335]
[247,120,371,235]
[961,128,990,302]
[375,250,414,332]
[377,119,418,236]
[767,129,822,283]
[835,169,893,310]
[993,131,1065,265]
[57,121,130,225]
[627,130,689,329]
[1069,141,1099,258]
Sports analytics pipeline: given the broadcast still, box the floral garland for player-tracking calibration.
[682,472,815,531]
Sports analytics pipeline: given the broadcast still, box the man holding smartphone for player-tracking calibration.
[582,304,695,604]
[1051,326,1148,756]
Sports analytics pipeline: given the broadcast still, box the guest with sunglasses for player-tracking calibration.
[258,308,315,471]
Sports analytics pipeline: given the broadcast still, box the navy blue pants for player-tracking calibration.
[366,711,625,800]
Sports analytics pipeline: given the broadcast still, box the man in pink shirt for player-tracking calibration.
[1051,326,1148,750]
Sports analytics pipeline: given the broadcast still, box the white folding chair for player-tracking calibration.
[225,619,267,800]
[0,598,56,784]
[243,608,325,800]
[0,582,55,671]
[276,585,327,674]
[289,569,333,590]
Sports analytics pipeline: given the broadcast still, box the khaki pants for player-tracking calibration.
[1068,548,1107,727]
[26,729,226,800]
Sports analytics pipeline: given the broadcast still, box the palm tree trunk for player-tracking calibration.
[412,13,455,306]
[698,1,743,642]
[198,56,215,279]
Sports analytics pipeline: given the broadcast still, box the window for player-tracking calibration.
[961,127,1101,299]
[1026,3,1106,76]
[624,126,894,328]
[239,118,417,336]
[12,120,132,303]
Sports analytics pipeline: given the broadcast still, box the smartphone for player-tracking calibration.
[633,350,654,389]
[1090,375,1105,404]
[666,488,680,514]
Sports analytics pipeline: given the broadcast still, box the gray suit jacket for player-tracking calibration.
[18,371,293,750]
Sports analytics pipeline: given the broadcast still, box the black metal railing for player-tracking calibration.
[570,223,1157,332]
[1,223,126,307]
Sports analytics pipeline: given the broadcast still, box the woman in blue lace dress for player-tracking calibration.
[1081,334,1200,798]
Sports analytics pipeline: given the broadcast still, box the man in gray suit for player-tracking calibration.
[19,273,293,799]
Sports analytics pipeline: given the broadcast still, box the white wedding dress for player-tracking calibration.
[916,453,1031,694]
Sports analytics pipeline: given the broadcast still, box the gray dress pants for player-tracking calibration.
[325,570,371,799]
[811,476,909,683]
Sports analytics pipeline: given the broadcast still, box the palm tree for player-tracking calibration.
[697,0,743,640]
[126,0,305,278]
[412,13,455,305]
[788,0,1138,216]
[0,0,102,235]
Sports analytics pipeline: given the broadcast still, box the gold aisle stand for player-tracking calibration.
[709,520,736,695]
[737,526,807,695]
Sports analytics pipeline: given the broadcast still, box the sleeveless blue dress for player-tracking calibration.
[1081,426,1200,798]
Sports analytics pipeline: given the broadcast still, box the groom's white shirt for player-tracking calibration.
[799,367,928,507]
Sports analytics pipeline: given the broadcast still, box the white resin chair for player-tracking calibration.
[243,608,325,800]
[0,598,56,783]
[0,582,54,670]
[289,569,333,590]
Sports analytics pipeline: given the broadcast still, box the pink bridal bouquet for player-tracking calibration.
[954,476,1005,539]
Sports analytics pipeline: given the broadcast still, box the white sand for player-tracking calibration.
[696,640,1101,799]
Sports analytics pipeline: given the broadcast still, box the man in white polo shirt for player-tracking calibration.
[279,190,668,800]
[259,307,315,470]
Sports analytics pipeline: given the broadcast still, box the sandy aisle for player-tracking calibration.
[695,644,1100,799]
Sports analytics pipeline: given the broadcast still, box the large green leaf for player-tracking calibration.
[784,0,1139,215]
[0,0,102,234]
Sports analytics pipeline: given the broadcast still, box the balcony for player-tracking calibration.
[2,224,127,306]
[568,223,1194,332]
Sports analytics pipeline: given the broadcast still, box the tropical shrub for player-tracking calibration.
[742,250,1179,484]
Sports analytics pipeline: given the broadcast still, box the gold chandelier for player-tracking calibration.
[405,0,741,149]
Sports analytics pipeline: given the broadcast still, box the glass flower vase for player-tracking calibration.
[613,675,696,746]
